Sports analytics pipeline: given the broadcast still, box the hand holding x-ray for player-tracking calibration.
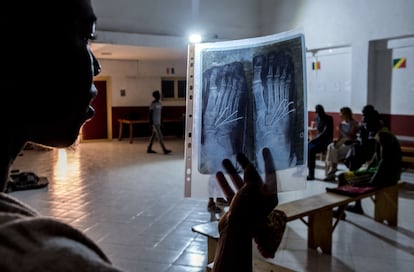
[200,62,247,173]
[252,51,296,172]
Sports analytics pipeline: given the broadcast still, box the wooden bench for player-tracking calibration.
[317,145,414,171]
[192,181,406,271]
[205,257,295,272]
[401,146,414,166]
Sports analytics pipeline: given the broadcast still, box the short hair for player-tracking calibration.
[152,90,160,98]
[340,106,353,119]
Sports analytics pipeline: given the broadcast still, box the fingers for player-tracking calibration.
[262,148,278,196]
[236,153,262,187]
[263,148,275,173]
[216,171,235,202]
[222,158,244,190]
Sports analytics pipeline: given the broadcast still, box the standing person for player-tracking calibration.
[323,107,359,181]
[307,104,334,180]
[147,90,172,154]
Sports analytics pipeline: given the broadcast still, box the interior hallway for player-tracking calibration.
[10,138,414,272]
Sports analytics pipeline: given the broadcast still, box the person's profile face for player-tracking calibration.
[28,0,101,147]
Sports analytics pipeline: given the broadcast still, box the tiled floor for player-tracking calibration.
[10,138,414,272]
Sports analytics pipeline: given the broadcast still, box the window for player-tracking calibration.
[161,77,186,100]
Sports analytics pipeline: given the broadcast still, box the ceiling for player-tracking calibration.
[90,43,188,61]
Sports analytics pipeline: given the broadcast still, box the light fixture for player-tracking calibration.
[189,34,202,43]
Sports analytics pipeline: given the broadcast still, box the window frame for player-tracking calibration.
[161,77,186,101]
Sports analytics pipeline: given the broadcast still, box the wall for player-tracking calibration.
[95,58,187,139]
[114,106,186,138]
[97,59,187,107]
[388,37,414,116]
[260,0,414,108]
[261,0,414,142]
[306,47,351,112]
[92,0,414,143]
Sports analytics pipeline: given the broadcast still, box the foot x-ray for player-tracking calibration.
[185,30,307,197]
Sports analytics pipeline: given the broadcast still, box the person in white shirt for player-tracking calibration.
[324,107,359,181]
[147,90,172,154]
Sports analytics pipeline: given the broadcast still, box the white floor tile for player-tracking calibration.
[9,138,414,271]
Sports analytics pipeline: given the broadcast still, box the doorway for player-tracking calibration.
[81,80,109,140]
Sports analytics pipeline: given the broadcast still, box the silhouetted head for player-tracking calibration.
[3,0,99,148]
[340,106,353,121]
[362,106,382,133]
[362,104,375,116]
[315,104,326,116]
[153,90,161,100]
[1,0,99,191]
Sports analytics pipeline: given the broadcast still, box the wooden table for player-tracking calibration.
[117,119,148,144]
[118,118,184,144]
[401,146,414,165]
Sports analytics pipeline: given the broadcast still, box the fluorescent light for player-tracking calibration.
[189,34,202,43]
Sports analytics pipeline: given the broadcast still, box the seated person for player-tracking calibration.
[344,104,384,171]
[335,127,402,216]
[307,104,334,180]
[324,107,359,181]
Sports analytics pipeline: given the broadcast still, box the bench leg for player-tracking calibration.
[207,237,218,265]
[129,123,134,144]
[308,209,332,254]
[374,186,398,226]
[205,237,218,271]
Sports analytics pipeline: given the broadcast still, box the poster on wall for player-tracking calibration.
[184,30,308,198]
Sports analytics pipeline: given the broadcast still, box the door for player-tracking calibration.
[81,80,108,140]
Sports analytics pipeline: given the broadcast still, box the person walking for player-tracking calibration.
[147,90,172,154]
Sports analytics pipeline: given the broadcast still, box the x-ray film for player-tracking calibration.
[184,30,308,198]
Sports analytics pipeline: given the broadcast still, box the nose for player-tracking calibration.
[92,54,101,76]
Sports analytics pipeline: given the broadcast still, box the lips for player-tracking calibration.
[85,106,95,121]
[85,85,97,121]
